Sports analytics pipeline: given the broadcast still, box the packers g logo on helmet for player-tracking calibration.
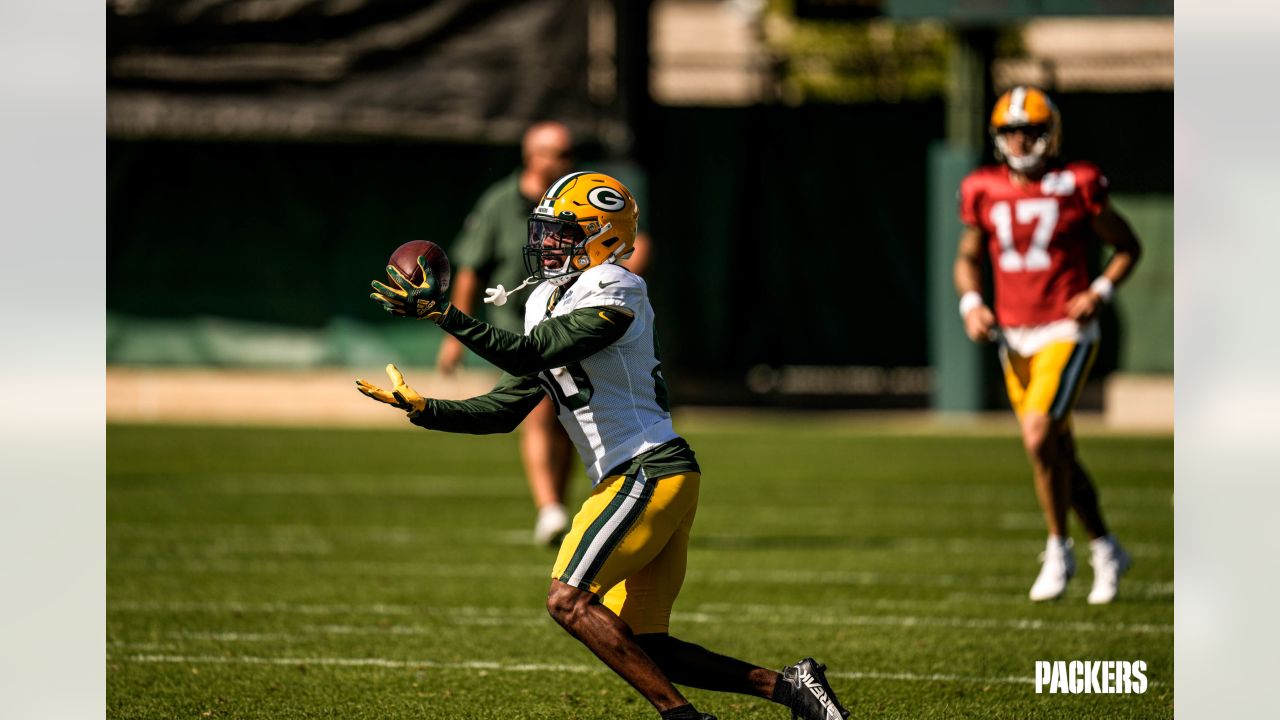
[990,86,1062,174]
[587,186,627,212]
[525,172,639,286]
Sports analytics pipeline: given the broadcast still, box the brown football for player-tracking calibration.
[388,240,451,292]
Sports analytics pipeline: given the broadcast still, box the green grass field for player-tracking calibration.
[107,420,1173,719]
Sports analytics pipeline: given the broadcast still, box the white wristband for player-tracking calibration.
[1090,276,1115,303]
[959,291,983,319]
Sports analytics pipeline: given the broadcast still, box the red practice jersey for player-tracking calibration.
[959,161,1109,327]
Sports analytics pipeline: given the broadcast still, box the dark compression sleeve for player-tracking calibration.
[435,305,634,377]
[409,372,545,434]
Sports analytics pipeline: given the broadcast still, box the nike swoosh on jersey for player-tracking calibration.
[599,280,620,288]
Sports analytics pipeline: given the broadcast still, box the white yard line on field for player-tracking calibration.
[108,632,295,646]
[996,511,1167,530]
[110,473,524,498]
[108,557,1174,595]
[108,602,1170,635]
[113,653,1166,687]
[111,599,420,615]
[112,654,599,673]
[695,567,1173,593]
[943,587,1174,604]
[690,602,1171,632]
[110,654,1031,685]
[867,536,1172,558]
[829,670,1032,685]
[110,618,551,650]
[109,522,1173,559]
[110,558,551,578]
[110,474,1169,507]
[678,612,1171,635]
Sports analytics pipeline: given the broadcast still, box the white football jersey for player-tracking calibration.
[524,263,677,485]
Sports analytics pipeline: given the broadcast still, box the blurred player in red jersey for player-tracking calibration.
[953,87,1143,604]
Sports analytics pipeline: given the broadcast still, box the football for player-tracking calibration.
[388,239,451,292]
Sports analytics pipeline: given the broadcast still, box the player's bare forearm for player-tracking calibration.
[953,226,986,297]
[1092,204,1143,286]
[954,256,984,297]
[954,226,996,341]
[1098,250,1138,290]
[450,267,480,315]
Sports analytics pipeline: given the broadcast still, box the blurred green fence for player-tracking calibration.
[1110,195,1174,373]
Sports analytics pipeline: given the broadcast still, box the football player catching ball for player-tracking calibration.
[358,172,851,720]
[953,87,1144,604]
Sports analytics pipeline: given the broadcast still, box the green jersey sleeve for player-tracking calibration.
[434,305,634,377]
[409,372,545,434]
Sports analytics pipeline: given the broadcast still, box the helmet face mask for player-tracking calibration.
[525,172,638,286]
[524,216,588,285]
[994,123,1053,173]
[990,87,1062,175]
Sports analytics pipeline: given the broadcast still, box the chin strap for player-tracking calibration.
[483,275,540,307]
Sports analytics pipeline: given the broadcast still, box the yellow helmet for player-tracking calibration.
[525,171,639,285]
[990,86,1062,174]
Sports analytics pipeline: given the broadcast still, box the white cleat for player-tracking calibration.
[1029,536,1075,602]
[1087,536,1132,605]
[533,503,569,547]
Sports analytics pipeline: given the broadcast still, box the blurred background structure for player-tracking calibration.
[107,0,1172,428]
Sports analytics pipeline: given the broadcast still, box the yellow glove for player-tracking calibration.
[354,364,427,413]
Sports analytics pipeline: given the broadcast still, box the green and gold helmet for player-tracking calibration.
[524,172,638,286]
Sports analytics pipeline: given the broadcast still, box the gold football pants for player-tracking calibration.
[551,471,700,635]
[1000,338,1099,421]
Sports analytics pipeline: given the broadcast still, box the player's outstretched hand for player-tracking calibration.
[963,304,996,343]
[1066,289,1102,322]
[370,257,450,320]
[355,364,427,412]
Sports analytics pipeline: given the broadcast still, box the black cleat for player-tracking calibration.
[780,658,850,720]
